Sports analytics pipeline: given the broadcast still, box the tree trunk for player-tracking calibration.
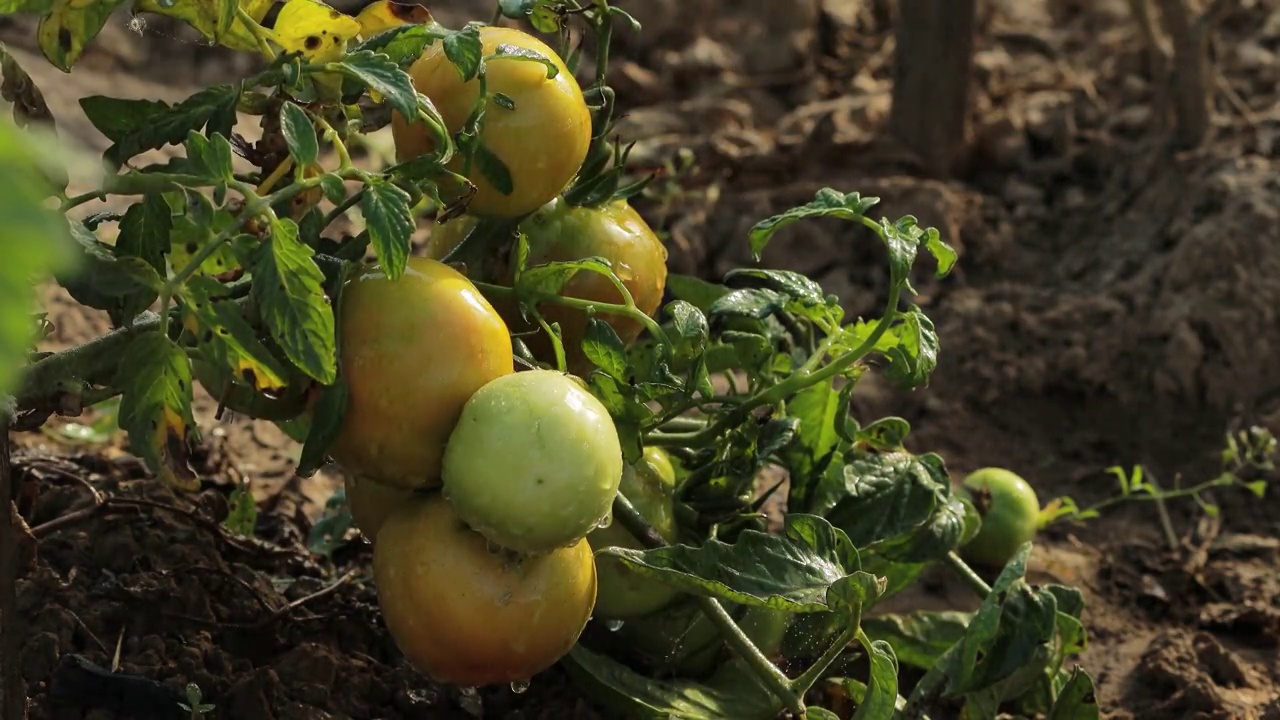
[888,0,978,178]
[1154,0,1212,148]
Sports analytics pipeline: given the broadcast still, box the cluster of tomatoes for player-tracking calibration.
[322,25,682,687]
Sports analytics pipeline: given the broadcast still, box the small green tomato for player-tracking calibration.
[441,370,624,554]
[959,467,1041,568]
[588,447,680,620]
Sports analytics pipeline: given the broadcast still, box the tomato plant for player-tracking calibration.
[442,369,623,554]
[0,0,1131,718]
[373,493,596,687]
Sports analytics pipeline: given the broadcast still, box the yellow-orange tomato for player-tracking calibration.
[373,493,597,687]
[426,197,668,374]
[344,474,413,541]
[328,257,514,489]
[391,26,592,218]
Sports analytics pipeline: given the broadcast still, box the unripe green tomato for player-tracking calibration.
[441,370,624,554]
[612,598,722,677]
[959,467,1041,568]
[588,448,680,620]
[736,605,792,661]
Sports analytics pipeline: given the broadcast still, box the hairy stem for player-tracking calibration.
[945,551,992,598]
[791,612,862,696]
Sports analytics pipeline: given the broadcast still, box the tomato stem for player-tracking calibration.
[944,551,992,599]
[790,617,863,698]
[236,8,279,61]
[611,493,804,716]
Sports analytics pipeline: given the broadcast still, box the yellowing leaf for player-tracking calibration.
[356,0,432,39]
[134,0,274,53]
[37,0,129,72]
[272,0,361,64]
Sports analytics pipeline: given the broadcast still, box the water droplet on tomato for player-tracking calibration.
[606,619,625,631]
[510,680,530,694]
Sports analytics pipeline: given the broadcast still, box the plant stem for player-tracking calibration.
[321,188,365,229]
[610,494,804,716]
[944,551,992,598]
[790,615,861,696]
[59,191,104,212]
[0,406,26,719]
[15,311,163,412]
[236,7,278,60]
[473,280,670,349]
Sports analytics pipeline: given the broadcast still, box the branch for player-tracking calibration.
[1,408,28,718]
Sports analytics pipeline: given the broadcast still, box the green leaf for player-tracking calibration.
[583,317,628,381]
[250,218,337,384]
[708,288,785,320]
[862,611,972,671]
[666,300,709,357]
[598,514,884,615]
[57,220,163,326]
[297,379,347,477]
[490,42,558,79]
[223,483,258,536]
[855,417,911,451]
[360,178,414,280]
[809,452,945,551]
[748,188,879,260]
[115,195,173,274]
[80,85,240,167]
[115,332,199,490]
[181,276,290,394]
[565,646,779,720]
[852,640,899,720]
[166,191,243,277]
[354,23,445,65]
[781,380,841,512]
[0,118,76,398]
[723,268,825,307]
[329,49,419,119]
[183,129,234,181]
[35,0,129,72]
[1048,668,1101,720]
[666,273,729,311]
[279,101,319,168]
[442,23,483,81]
[133,0,268,52]
[517,257,612,300]
[0,1,54,12]
[473,143,514,195]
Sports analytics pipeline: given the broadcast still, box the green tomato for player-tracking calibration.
[612,598,723,677]
[959,467,1041,568]
[588,448,681,620]
[736,605,792,661]
[441,370,624,554]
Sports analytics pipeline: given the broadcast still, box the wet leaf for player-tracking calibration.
[708,288,785,320]
[183,129,234,181]
[723,268,825,307]
[598,514,884,615]
[666,273,729,311]
[360,178,413,279]
[517,257,613,300]
[354,21,445,65]
[442,23,482,81]
[250,217,337,384]
[808,452,945,551]
[115,332,199,491]
[583,317,627,381]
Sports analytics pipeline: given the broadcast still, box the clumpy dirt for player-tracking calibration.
[5,0,1280,717]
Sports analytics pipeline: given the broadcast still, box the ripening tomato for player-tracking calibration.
[374,493,596,687]
[441,369,623,554]
[959,467,1042,568]
[391,26,592,218]
[344,474,412,541]
[588,447,681,620]
[328,257,514,490]
[426,197,668,374]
